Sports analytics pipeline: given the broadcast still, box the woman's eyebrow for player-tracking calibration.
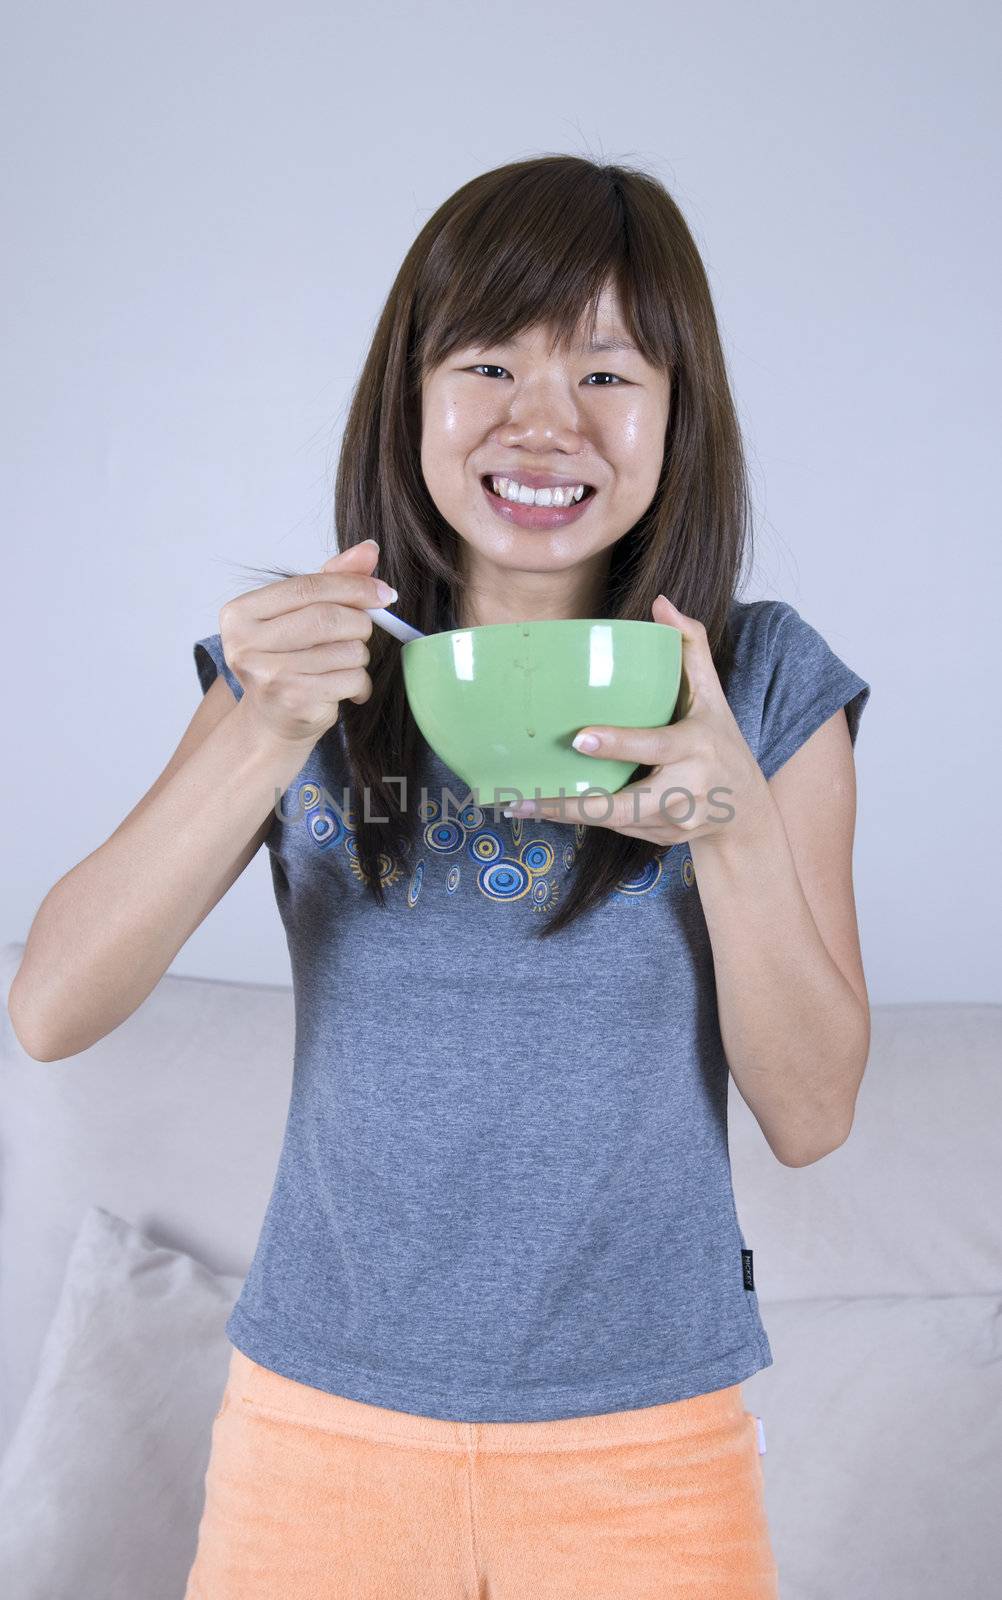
[494,333,641,354]
[584,336,640,353]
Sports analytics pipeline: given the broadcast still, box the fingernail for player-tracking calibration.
[573,732,601,752]
[503,801,535,817]
[374,580,398,604]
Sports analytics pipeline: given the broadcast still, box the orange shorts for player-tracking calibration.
[184,1344,778,1598]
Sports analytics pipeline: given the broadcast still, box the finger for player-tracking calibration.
[237,565,389,625]
[651,594,722,710]
[238,637,372,681]
[569,722,676,766]
[250,588,382,652]
[503,788,638,829]
[321,539,380,571]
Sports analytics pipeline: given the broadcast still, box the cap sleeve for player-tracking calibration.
[193,633,244,702]
[758,603,870,780]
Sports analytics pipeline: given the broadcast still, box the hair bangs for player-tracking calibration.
[415,162,672,383]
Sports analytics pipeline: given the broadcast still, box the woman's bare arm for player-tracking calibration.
[8,544,386,1062]
[7,679,316,1061]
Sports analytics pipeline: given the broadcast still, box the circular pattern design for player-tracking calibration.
[306,807,344,849]
[347,850,401,888]
[287,776,688,907]
[469,828,504,863]
[616,857,664,896]
[520,839,554,876]
[477,857,532,901]
[530,877,554,906]
[406,859,426,906]
[424,819,464,854]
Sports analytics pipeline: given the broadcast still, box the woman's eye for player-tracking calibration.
[469,364,623,385]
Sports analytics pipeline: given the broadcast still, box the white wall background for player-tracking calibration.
[2,1,998,1000]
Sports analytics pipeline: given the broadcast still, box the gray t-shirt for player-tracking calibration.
[193,597,870,1422]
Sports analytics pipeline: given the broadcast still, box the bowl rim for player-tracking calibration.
[404,617,682,645]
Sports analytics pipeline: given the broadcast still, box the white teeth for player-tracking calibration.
[489,477,587,507]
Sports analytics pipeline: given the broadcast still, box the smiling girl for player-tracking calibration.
[11,155,871,1598]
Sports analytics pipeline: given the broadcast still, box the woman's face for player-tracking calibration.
[419,288,671,625]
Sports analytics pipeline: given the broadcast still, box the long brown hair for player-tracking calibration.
[239,154,754,938]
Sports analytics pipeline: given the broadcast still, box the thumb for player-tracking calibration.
[321,540,380,571]
[651,592,686,625]
[650,592,721,713]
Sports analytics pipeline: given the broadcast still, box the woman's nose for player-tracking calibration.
[501,401,585,449]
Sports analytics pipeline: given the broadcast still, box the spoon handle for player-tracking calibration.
[364,606,425,643]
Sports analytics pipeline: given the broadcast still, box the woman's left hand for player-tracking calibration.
[502,595,773,849]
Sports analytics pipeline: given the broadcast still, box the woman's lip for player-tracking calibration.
[479,477,597,529]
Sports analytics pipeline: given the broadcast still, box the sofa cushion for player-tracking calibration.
[0,939,292,1456]
[0,1204,242,1600]
[742,1290,1002,1598]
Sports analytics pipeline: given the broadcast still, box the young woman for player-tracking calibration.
[10,155,871,1598]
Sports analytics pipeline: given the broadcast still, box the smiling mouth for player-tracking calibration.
[480,475,598,502]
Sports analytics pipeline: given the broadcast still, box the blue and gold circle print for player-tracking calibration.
[349,849,399,887]
[530,876,560,911]
[520,839,554,877]
[305,806,344,849]
[297,782,345,849]
[615,856,664,896]
[284,768,684,911]
[406,858,426,906]
[476,855,532,901]
[468,828,503,864]
[424,817,464,854]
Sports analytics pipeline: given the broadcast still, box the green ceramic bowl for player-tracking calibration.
[401,618,682,805]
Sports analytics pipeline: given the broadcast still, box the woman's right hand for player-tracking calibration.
[218,539,396,747]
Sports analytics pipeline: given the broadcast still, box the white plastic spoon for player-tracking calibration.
[363,603,425,643]
[363,595,425,643]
